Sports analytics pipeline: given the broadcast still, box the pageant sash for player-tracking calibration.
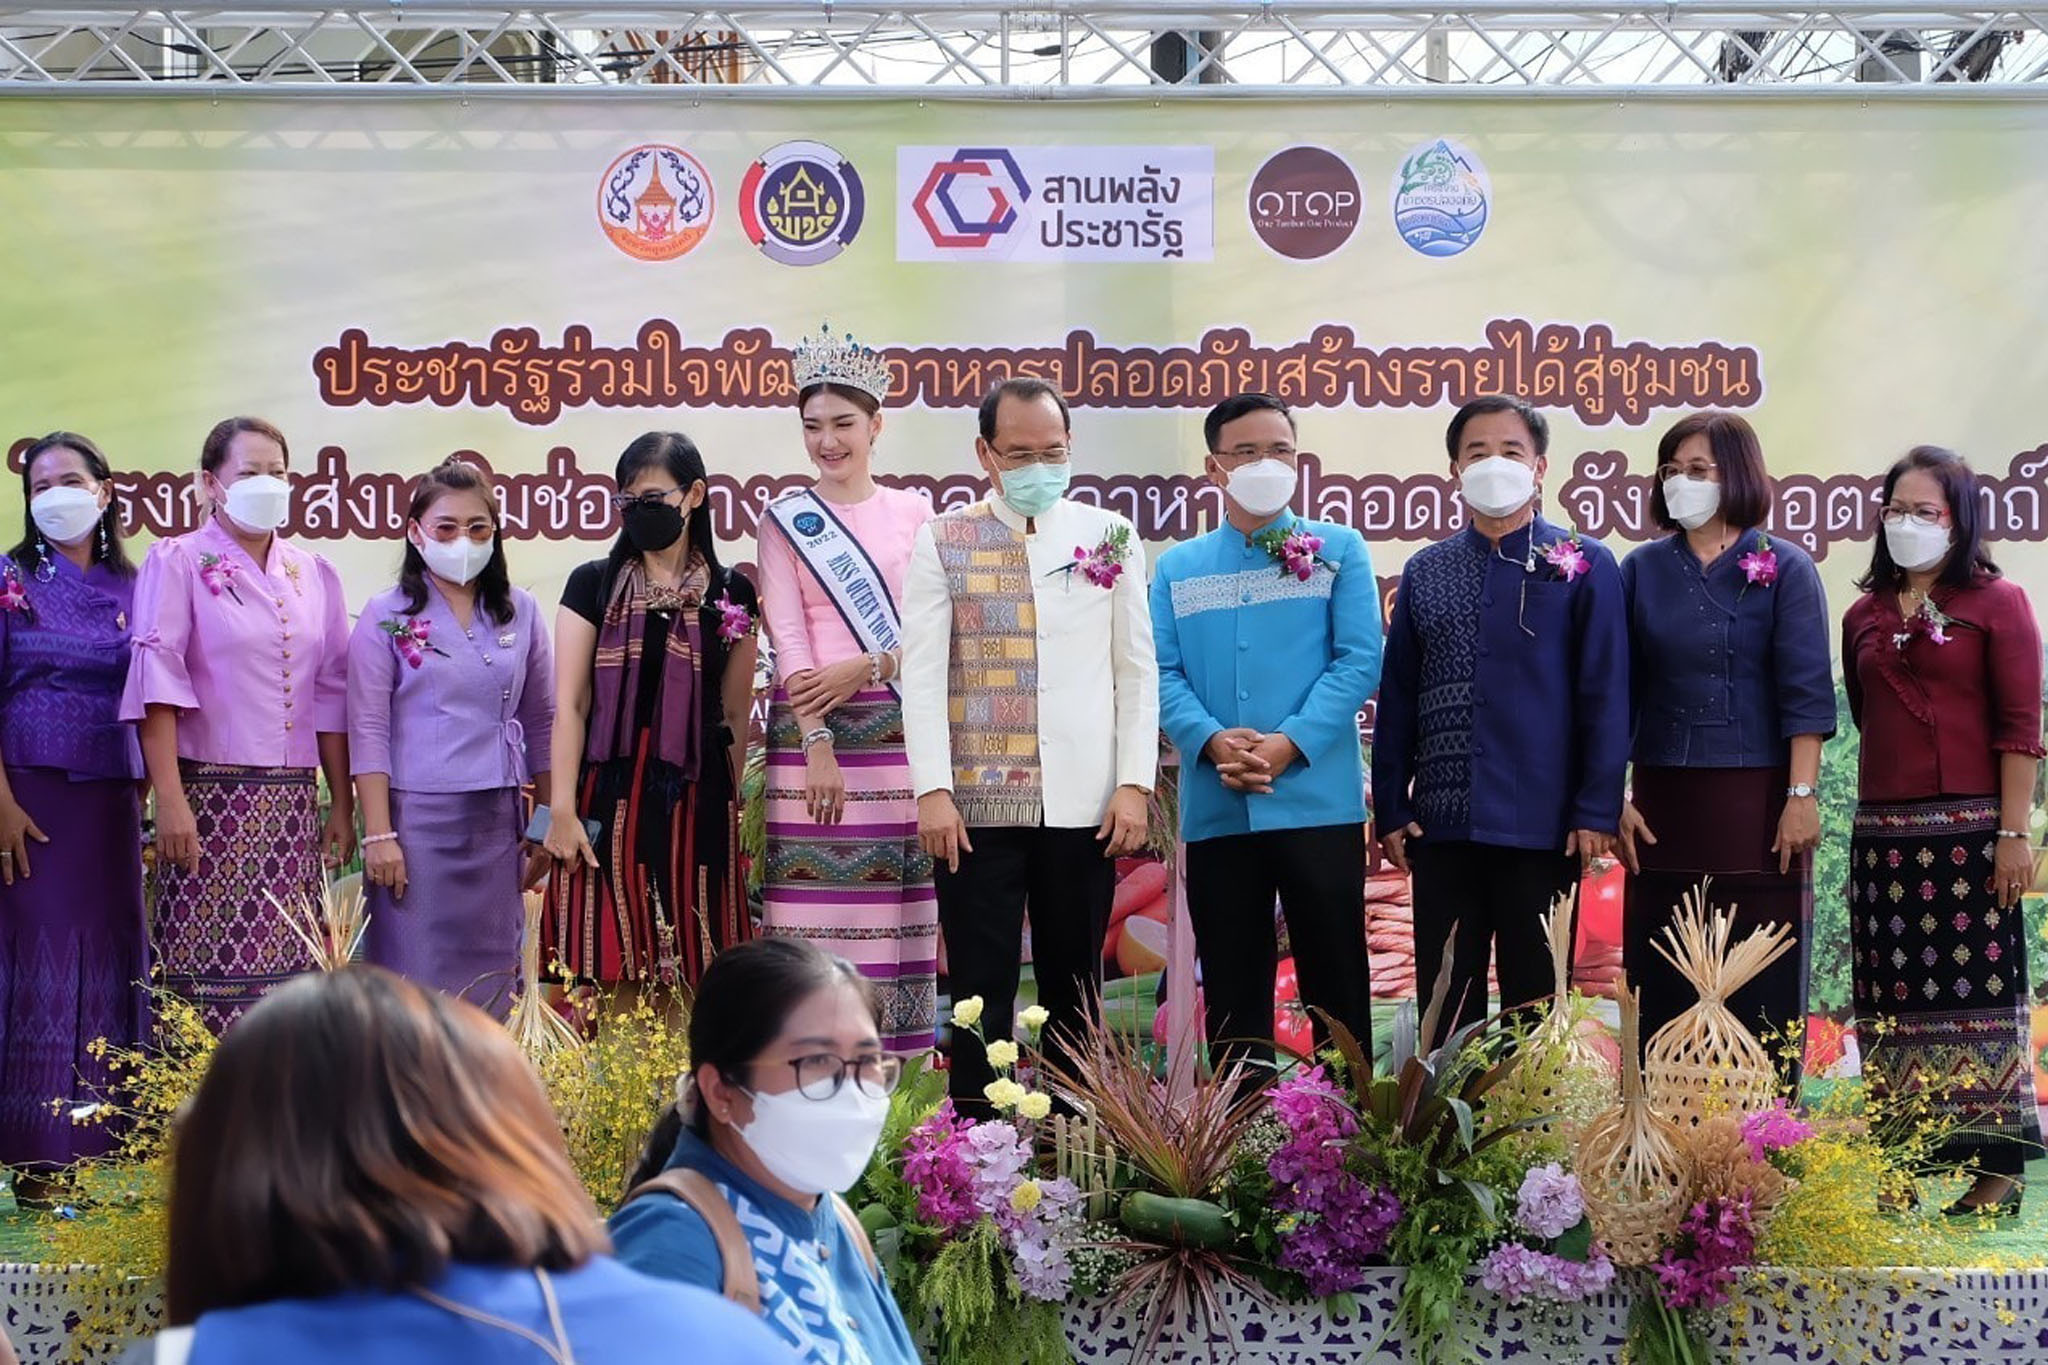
[764,489,905,698]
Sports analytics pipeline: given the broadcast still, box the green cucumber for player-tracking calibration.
[1118,1191,1234,1249]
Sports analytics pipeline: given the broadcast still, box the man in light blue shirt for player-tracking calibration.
[1149,394,1384,1073]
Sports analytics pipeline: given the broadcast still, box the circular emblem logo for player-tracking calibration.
[597,144,714,263]
[791,511,827,537]
[1247,146,1361,261]
[1391,138,1491,258]
[739,140,865,266]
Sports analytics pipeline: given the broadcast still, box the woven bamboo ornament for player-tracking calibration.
[1496,891,1615,1136]
[509,889,584,1060]
[1645,879,1795,1127]
[1574,974,1693,1266]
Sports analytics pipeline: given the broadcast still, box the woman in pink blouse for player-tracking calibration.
[123,416,354,1034]
[348,457,553,1013]
[755,326,937,1049]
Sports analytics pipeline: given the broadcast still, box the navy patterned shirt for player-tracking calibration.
[1371,516,1631,851]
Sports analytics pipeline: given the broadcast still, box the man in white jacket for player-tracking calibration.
[901,377,1159,1114]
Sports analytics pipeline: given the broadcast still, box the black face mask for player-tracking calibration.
[622,500,686,553]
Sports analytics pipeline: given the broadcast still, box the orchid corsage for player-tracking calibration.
[379,616,448,669]
[713,593,755,643]
[1736,533,1779,601]
[0,564,33,625]
[1894,592,1955,651]
[1541,528,1590,583]
[197,552,244,605]
[1252,524,1338,582]
[1050,525,1131,589]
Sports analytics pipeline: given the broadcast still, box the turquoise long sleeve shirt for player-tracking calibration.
[1149,512,1383,842]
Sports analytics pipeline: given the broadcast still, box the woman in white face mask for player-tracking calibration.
[1614,413,1834,1090]
[343,457,554,1011]
[120,416,356,1035]
[1841,446,2042,1217]
[0,433,148,1206]
[610,937,920,1365]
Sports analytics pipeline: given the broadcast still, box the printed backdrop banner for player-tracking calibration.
[4,94,2048,630]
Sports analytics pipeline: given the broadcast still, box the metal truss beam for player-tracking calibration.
[5,1,2048,90]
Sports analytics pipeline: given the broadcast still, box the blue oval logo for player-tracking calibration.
[792,511,827,537]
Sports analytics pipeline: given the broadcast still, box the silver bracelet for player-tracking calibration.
[1995,828,2030,840]
[868,652,883,684]
[801,726,835,753]
[362,831,400,846]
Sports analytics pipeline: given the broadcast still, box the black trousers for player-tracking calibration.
[1185,823,1373,1075]
[935,824,1114,1116]
[1410,840,1577,1046]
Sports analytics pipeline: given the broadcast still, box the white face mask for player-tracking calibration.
[416,534,495,586]
[1885,516,1952,573]
[1661,475,1723,532]
[738,1082,890,1195]
[30,486,104,546]
[1458,457,1537,519]
[221,473,292,534]
[1224,458,1298,519]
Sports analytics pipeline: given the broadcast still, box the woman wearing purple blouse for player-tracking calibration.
[123,417,355,1035]
[347,458,554,1011]
[0,432,148,1205]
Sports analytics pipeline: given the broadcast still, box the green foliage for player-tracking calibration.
[1809,686,1861,1013]
[915,1220,1071,1365]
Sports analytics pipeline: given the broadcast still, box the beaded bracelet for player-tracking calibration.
[868,652,884,684]
[362,831,400,846]
[801,727,835,753]
[1996,828,2030,840]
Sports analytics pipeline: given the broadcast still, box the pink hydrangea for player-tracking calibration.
[1513,1163,1586,1241]
[1479,1242,1616,1305]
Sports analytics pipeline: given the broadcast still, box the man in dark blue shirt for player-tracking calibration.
[1371,396,1630,1042]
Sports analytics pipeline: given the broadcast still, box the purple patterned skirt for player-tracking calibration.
[1849,795,2043,1166]
[154,762,320,1036]
[0,768,149,1169]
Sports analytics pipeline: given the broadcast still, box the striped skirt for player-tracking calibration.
[761,687,938,1051]
[155,762,321,1036]
[1849,796,2042,1169]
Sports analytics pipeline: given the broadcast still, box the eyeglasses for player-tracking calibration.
[1880,506,1949,528]
[1656,462,1719,482]
[610,489,682,511]
[1216,443,1297,463]
[768,1052,904,1101]
[988,446,1071,469]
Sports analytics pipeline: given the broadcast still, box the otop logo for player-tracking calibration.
[1247,146,1361,261]
[909,147,1031,249]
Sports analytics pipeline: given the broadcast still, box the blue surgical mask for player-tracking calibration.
[996,462,1070,518]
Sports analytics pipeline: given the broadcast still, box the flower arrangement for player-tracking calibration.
[1265,1067,1401,1296]
[1477,1164,1616,1305]
[713,592,755,642]
[1252,524,1337,581]
[379,615,448,668]
[1543,529,1590,582]
[1053,526,1132,589]
[534,987,692,1206]
[0,562,34,623]
[196,551,243,603]
[855,1008,1076,1365]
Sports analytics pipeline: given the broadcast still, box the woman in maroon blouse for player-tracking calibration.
[1843,446,2042,1217]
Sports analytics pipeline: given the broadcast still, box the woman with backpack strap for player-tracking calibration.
[610,938,920,1365]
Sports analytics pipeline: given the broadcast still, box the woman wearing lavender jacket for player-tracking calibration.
[348,458,553,1011]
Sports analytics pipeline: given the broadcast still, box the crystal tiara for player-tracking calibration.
[790,322,893,403]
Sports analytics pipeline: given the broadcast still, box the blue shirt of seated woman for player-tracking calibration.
[609,938,921,1365]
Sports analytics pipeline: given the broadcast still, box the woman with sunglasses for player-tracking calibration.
[1842,445,2042,1217]
[611,938,918,1365]
[542,433,758,996]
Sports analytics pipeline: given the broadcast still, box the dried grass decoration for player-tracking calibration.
[1497,891,1616,1137]
[267,871,369,972]
[1574,974,1693,1266]
[509,888,585,1059]
[1645,879,1794,1127]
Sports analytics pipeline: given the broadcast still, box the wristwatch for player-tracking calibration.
[1785,784,1816,799]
